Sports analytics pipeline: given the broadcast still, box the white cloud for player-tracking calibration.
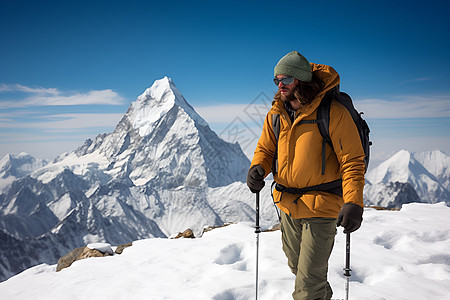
[354,94,450,119]
[30,90,125,106]
[0,113,124,159]
[398,77,432,85]
[43,113,124,130]
[0,84,125,107]
[0,113,123,130]
[0,83,59,95]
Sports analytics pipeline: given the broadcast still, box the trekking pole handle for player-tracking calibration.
[255,192,261,233]
[343,232,351,277]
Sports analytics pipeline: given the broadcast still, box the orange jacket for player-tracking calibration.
[251,63,365,219]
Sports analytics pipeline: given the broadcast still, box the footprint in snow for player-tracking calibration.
[214,244,244,265]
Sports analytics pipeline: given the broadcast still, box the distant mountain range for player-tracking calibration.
[0,153,48,191]
[364,150,450,208]
[0,77,449,282]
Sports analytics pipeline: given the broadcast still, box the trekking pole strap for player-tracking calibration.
[270,181,281,222]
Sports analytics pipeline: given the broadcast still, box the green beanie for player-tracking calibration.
[274,51,312,82]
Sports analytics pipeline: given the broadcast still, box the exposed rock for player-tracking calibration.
[115,242,133,254]
[56,246,111,272]
[367,206,400,211]
[201,223,232,235]
[364,181,422,209]
[173,228,195,239]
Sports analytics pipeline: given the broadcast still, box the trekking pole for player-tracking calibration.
[255,191,261,300]
[343,232,351,300]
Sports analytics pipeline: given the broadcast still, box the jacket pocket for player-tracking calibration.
[301,194,316,212]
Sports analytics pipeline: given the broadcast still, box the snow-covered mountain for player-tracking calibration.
[35,76,249,189]
[0,77,260,282]
[364,149,450,208]
[0,153,48,191]
[413,150,450,190]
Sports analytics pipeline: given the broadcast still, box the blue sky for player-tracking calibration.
[1,0,449,168]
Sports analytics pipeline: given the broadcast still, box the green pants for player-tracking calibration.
[281,211,337,300]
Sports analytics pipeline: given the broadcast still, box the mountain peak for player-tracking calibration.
[129,77,207,137]
[0,153,48,179]
[366,149,411,184]
[365,149,450,206]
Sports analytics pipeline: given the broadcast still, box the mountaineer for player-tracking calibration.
[247,50,365,300]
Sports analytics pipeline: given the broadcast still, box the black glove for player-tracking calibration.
[337,203,363,233]
[247,165,265,193]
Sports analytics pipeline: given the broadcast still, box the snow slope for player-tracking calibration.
[0,203,448,300]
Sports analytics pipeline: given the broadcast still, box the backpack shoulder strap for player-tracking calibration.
[317,95,333,146]
[271,114,280,174]
[316,96,333,175]
[272,114,280,140]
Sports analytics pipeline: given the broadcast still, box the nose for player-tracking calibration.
[278,81,285,88]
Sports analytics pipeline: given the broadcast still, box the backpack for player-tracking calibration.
[271,85,371,197]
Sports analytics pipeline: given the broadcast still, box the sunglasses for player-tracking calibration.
[273,76,295,86]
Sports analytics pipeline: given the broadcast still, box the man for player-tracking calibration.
[247,51,365,300]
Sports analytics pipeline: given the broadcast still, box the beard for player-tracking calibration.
[275,88,296,103]
[274,87,312,107]
[279,89,296,102]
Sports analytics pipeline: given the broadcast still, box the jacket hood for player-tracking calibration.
[311,63,340,97]
[298,63,340,118]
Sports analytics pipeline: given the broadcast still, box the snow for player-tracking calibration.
[83,234,102,245]
[366,150,411,184]
[0,175,16,192]
[32,149,110,184]
[364,149,450,206]
[130,77,208,137]
[48,193,74,219]
[413,150,450,190]
[86,243,113,255]
[1,202,448,300]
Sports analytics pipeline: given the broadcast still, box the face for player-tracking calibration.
[275,74,298,101]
